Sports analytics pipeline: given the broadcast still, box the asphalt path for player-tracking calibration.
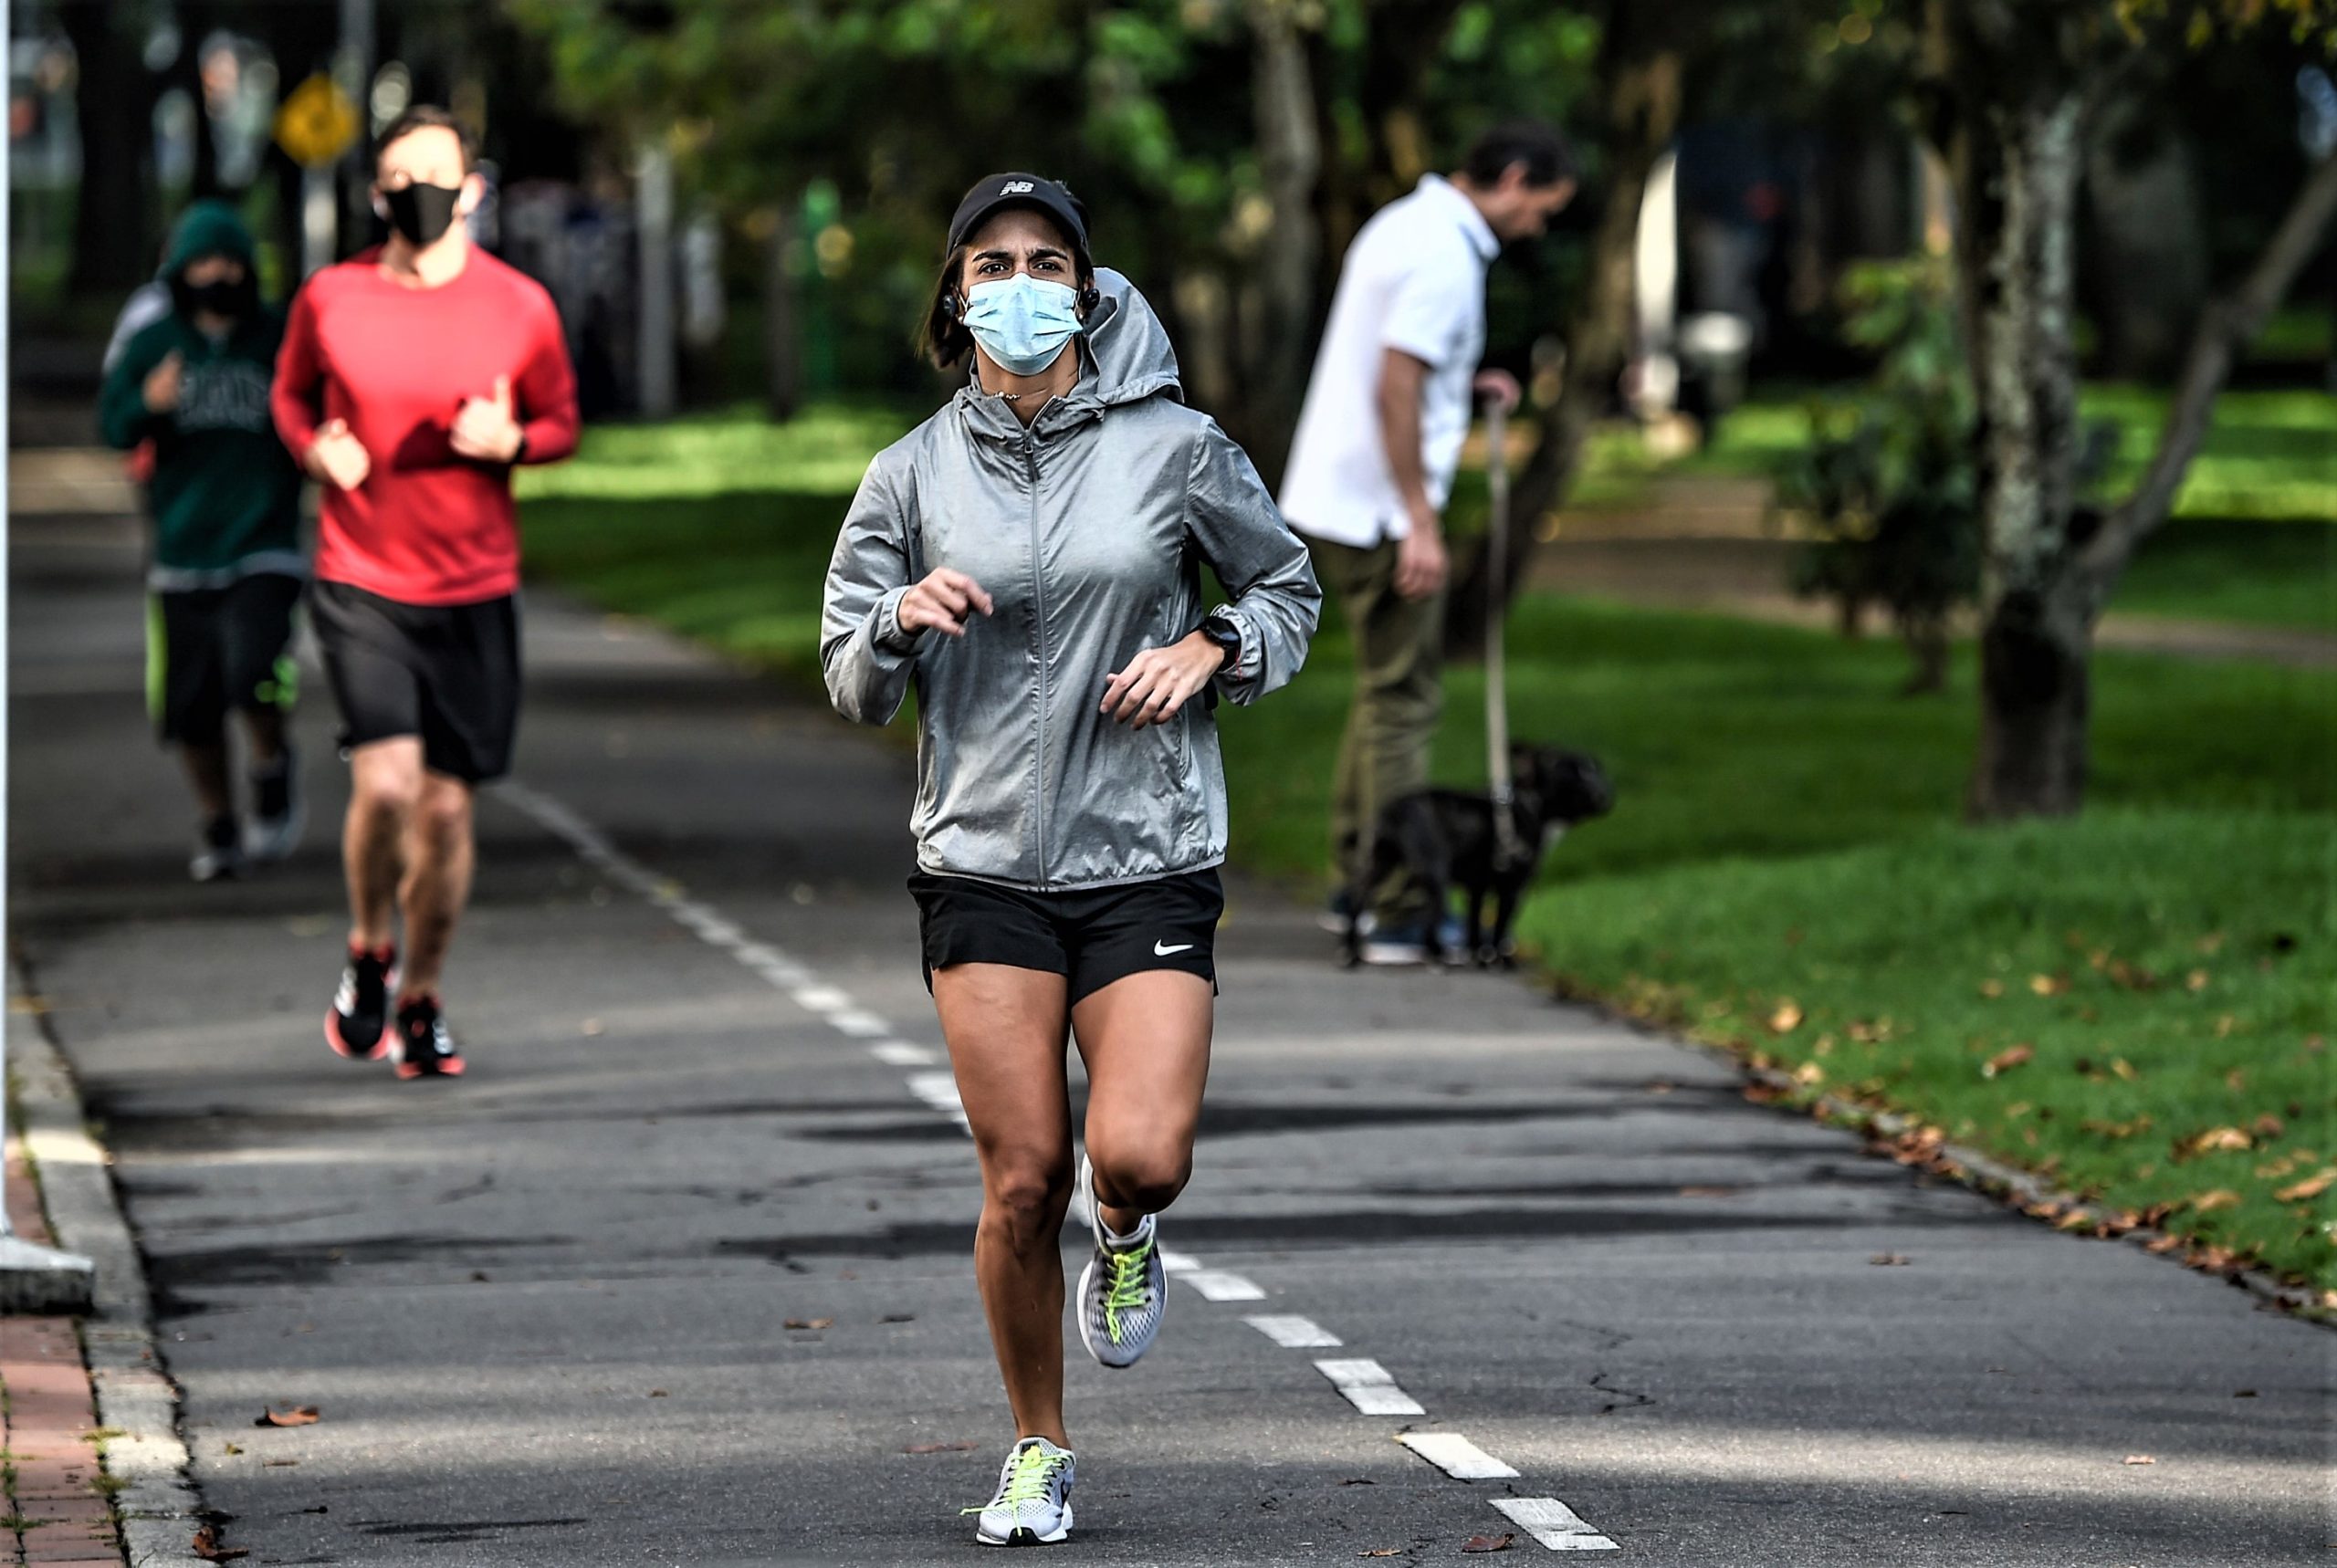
[9,486,2328,1566]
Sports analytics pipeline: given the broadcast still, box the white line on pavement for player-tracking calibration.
[1313,1357,1427,1416]
[1243,1314,1341,1348]
[1181,1269,1267,1301]
[828,1009,893,1038]
[1158,1249,1202,1274]
[1399,1432,1520,1481]
[868,1040,937,1067]
[1492,1498,1620,1552]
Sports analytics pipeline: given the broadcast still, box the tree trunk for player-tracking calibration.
[1444,13,1684,655]
[1965,87,2088,819]
[64,1,156,293]
[1242,0,1323,486]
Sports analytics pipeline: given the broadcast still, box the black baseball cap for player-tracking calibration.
[947,172,1091,256]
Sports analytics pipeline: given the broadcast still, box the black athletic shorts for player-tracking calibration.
[149,572,302,746]
[910,867,1224,1004]
[309,580,521,784]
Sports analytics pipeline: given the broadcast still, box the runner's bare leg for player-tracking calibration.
[396,771,475,998]
[935,964,1075,1447]
[343,738,420,950]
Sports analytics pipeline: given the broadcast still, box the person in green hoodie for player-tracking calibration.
[99,202,308,882]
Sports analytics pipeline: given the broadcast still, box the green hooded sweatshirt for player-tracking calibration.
[97,202,306,587]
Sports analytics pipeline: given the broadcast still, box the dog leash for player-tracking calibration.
[1483,397,1526,873]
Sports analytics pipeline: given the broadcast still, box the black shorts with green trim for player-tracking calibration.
[147,572,302,746]
[909,867,1223,1005]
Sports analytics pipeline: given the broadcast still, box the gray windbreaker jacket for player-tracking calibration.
[821,270,1321,891]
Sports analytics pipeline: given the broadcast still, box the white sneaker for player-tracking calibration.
[1074,1153,1166,1369]
[969,1436,1074,1546]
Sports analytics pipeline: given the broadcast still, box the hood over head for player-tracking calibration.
[1076,267,1181,407]
[162,201,257,280]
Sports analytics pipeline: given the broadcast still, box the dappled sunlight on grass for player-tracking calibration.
[518,403,917,502]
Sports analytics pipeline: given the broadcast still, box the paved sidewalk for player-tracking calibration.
[2,1151,123,1568]
[7,476,2331,1565]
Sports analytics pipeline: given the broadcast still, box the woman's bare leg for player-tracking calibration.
[933,963,1074,1445]
[1072,971,1213,1234]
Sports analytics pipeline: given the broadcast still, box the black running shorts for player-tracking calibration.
[309,580,521,784]
[910,868,1224,1004]
[149,572,302,746]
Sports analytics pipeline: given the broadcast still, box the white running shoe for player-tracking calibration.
[969,1436,1074,1546]
[1074,1153,1166,1369]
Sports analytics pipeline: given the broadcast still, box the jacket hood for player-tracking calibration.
[162,202,257,280]
[1078,268,1182,407]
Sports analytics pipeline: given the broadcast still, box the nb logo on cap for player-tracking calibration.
[1001,180,1035,193]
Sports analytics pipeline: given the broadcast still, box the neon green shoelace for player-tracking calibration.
[1103,1236,1153,1343]
[963,1443,1064,1515]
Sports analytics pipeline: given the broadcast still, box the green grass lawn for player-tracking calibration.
[523,407,2335,1291]
[1563,385,2337,633]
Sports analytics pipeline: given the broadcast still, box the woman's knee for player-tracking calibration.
[1089,1144,1191,1216]
[980,1154,1072,1250]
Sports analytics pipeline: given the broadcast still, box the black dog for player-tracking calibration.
[1342,743,1614,968]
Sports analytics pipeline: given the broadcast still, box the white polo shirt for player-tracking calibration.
[1278,174,1499,549]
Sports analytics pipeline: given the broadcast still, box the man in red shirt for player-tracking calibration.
[274,105,578,1080]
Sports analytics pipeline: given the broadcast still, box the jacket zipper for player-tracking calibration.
[1024,431,1049,884]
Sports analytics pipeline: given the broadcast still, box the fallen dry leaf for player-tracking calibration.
[263,1458,299,1468]
[2175,1127,2253,1161]
[1869,1252,1912,1266]
[904,1440,978,1455]
[2190,1189,2242,1213]
[2143,1235,2186,1254]
[647,1389,668,1398]
[1461,1533,1516,1553]
[2122,1454,2155,1466]
[2185,968,2210,992]
[221,1442,242,1456]
[254,1406,320,1428]
[2274,1168,2336,1203]
[1978,977,2005,998]
[2029,973,2068,997]
[1358,1551,1403,1559]
[2252,1113,2285,1140]
[1768,1001,1804,1034]
[192,1524,249,1562]
[783,1317,834,1331]
[1981,1044,2034,1079]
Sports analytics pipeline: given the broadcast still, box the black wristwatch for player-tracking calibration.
[1198,613,1242,668]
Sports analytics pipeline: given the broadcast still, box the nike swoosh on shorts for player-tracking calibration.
[1153,941,1194,956]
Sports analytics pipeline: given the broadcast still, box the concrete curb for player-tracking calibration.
[10,988,208,1568]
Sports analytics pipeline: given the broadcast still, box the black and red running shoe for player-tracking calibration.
[326,945,397,1061]
[392,994,466,1081]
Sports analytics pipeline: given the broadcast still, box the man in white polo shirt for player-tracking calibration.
[1281,122,1576,964]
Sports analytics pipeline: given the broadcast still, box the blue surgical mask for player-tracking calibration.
[961,274,1083,376]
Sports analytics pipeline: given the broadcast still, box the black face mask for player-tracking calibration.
[382,182,463,247]
[172,273,257,321]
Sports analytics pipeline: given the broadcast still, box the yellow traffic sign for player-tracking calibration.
[274,74,361,169]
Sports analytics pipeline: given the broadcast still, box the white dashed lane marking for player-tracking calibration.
[1400,1432,1521,1481]
[493,779,1619,1552]
[1493,1498,1620,1552]
[1314,1357,1427,1416]
[1243,1314,1341,1348]
[1180,1269,1267,1302]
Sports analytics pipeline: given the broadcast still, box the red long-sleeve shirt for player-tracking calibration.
[273,246,579,606]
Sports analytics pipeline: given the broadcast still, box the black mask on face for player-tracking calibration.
[172,272,257,322]
[381,181,463,247]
